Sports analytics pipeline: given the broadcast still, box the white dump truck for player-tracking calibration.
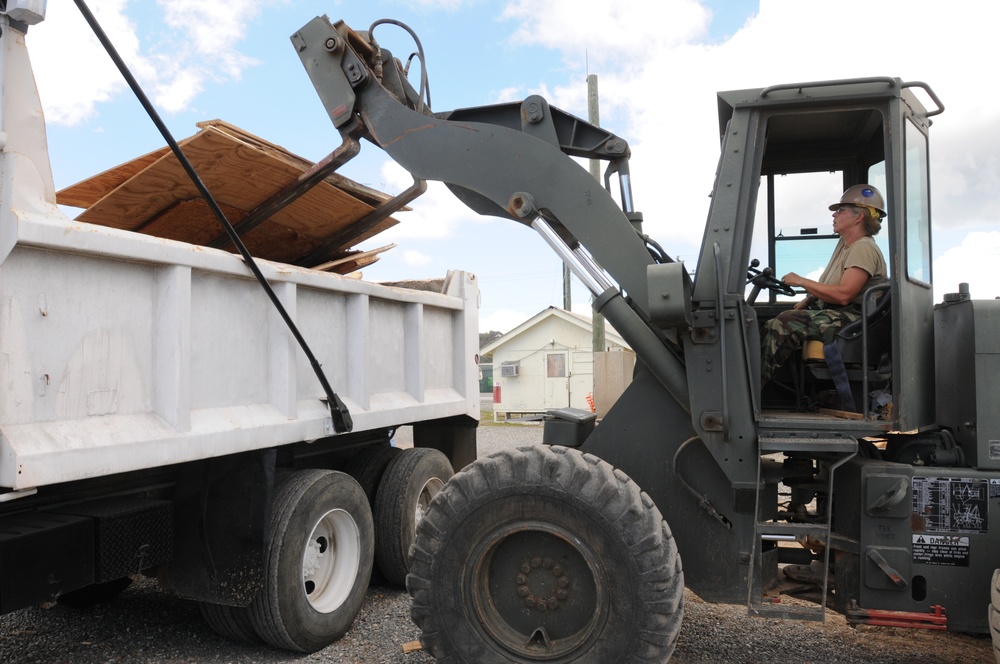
[0,5,477,653]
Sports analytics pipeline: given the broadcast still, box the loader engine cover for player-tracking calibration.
[934,296,1000,470]
[836,458,1000,633]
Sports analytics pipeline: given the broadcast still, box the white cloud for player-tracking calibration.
[480,308,531,334]
[502,0,710,66]
[498,0,1000,273]
[933,232,1000,301]
[27,2,135,126]
[158,1,261,78]
[494,86,524,104]
[148,67,203,114]
[402,0,471,10]
[402,249,433,266]
[368,160,484,241]
[26,2,262,125]
[152,0,261,111]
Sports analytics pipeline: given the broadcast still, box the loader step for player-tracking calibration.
[758,432,857,454]
[757,522,831,539]
[749,601,826,622]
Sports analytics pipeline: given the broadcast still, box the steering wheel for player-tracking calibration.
[746,259,796,300]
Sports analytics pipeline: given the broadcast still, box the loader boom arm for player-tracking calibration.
[292,15,691,408]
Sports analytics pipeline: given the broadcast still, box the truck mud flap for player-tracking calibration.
[162,449,275,606]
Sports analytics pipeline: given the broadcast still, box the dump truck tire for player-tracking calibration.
[199,601,261,644]
[991,568,1000,664]
[407,445,684,663]
[249,470,373,652]
[374,447,453,587]
[344,444,402,507]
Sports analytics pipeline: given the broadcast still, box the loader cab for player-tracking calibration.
[748,105,896,416]
[690,78,941,438]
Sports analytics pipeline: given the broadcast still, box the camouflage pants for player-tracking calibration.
[760,307,860,384]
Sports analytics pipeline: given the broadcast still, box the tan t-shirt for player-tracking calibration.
[817,236,887,307]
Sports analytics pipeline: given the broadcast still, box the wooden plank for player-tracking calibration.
[313,243,395,273]
[77,126,367,229]
[138,199,321,262]
[818,407,865,420]
[60,121,403,267]
[197,119,403,208]
[138,199,245,246]
[56,146,171,209]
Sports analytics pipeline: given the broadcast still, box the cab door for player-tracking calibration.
[890,112,936,431]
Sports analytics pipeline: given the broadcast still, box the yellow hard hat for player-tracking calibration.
[829,184,886,219]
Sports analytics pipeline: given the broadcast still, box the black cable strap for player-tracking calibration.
[73,0,353,433]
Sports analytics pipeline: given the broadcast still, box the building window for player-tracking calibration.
[546,353,566,378]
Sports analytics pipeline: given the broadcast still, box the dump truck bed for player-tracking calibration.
[0,22,478,492]
[0,204,478,490]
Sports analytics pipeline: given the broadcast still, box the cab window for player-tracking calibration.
[904,119,931,286]
[747,107,890,304]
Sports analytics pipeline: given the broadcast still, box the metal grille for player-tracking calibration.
[57,498,173,582]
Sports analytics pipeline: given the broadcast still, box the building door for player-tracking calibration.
[543,352,569,409]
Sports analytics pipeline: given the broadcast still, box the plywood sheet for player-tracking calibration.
[57,146,171,209]
[199,120,393,208]
[313,243,395,274]
[55,120,404,269]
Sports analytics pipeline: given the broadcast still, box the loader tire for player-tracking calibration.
[407,444,684,663]
[249,470,373,652]
[990,568,1000,663]
[199,601,261,644]
[374,447,453,587]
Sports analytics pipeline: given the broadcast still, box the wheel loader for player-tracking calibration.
[291,14,1000,663]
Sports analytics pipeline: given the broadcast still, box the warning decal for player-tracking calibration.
[912,534,970,567]
[912,477,988,534]
[990,441,1000,460]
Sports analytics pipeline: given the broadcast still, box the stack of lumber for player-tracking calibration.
[56,120,401,273]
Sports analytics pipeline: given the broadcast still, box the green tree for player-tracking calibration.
[479,330,503,349]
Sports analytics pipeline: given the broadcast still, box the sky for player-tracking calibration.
[22,0,1000,333]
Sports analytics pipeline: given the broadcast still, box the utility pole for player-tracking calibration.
[562,264,571,310]
[562,77,574,313]
[588,74,606,353]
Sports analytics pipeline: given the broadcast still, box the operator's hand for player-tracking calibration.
[782,272,810,309]
[781,272,810,309]
[781,272,804,287]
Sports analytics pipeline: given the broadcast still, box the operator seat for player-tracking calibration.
[802,283,892,412]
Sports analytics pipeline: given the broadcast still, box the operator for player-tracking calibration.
[760,184,887,385]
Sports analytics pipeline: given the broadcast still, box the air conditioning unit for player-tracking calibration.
[500,361,520,377]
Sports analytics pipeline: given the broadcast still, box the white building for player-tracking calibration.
[481,308,633,421]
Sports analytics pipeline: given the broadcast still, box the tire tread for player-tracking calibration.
[408,444,683,663]
[374,448,453,587]
[199,601,261,644]
[249,470,373,652]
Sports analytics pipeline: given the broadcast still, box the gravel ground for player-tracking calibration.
[0,417,992,663]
